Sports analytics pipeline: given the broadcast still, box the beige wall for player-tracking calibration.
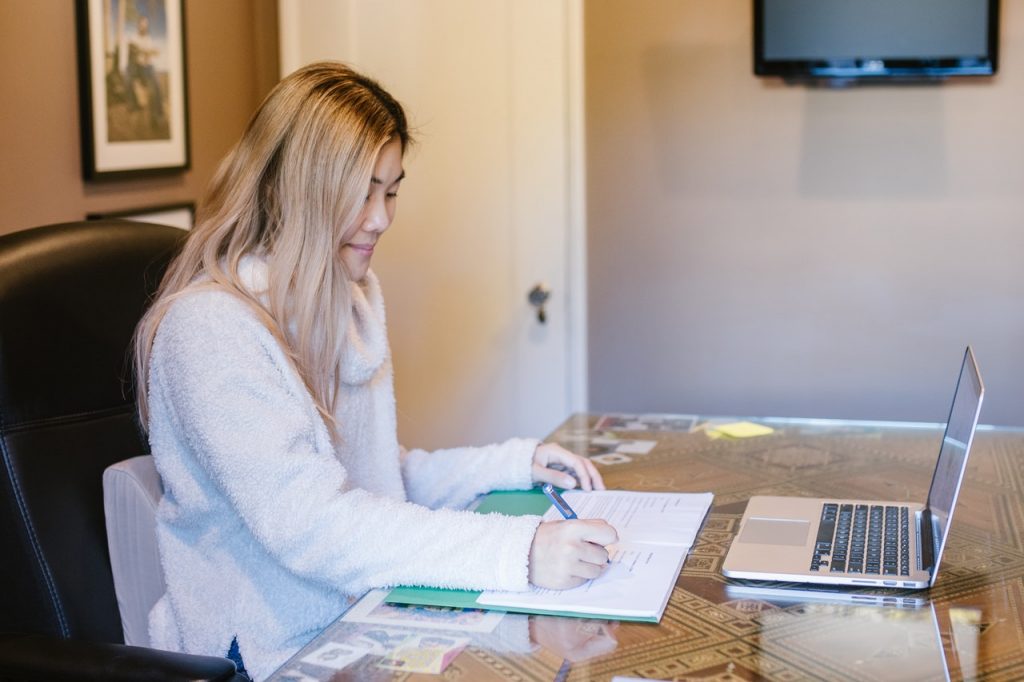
[0,0,278,235]
[586,1,1024,425]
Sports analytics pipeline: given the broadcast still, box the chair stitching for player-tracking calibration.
[0,404,135,435]
[0,434,70,636]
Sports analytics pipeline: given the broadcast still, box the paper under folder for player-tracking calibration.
[385,488,714,623]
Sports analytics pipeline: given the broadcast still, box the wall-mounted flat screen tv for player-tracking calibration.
[754,0,999,81]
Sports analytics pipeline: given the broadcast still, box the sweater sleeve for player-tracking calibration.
[400,439,538,510]
[150,294,541,595]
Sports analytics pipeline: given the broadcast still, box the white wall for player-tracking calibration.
[586,0,1024,425]
[279,1,587,448]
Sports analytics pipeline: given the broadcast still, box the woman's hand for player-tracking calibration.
[532,442,605,492]
[528,519,619,590]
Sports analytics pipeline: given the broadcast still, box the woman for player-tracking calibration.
[133,61,617,680]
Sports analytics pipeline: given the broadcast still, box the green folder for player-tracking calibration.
[384,489,660,623]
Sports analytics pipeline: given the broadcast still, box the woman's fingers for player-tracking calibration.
[572,558,607,581]
[529,520,618,590]
[533,442,606,491]
[578,540,610,566]
[576,519,618,547]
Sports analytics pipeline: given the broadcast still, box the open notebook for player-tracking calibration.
[386,488,714,623]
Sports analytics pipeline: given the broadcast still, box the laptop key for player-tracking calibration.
[815,507,837,546]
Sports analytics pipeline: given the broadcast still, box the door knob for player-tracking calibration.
[528,283,551,324]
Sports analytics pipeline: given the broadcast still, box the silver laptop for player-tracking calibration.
[722,346,984,589]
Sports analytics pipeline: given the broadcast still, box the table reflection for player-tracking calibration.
[530,617,619,663]
[267,590,619,681]
[948,607,981,680]
[268,414,1024,680]
[757,602,948,682]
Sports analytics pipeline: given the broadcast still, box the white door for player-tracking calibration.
[279,0,586,449]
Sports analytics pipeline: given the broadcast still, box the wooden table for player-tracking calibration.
[269,414,1024,681]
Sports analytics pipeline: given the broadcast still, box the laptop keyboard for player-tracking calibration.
[810,503,911,576]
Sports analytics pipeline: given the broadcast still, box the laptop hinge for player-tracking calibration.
[918,508,935,576]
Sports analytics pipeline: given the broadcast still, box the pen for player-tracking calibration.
[541,483,578,519]
[542,483,613,565]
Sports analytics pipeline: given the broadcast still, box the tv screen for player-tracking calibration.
[754,0,999,81]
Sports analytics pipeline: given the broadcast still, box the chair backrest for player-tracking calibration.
[0,220,184,643]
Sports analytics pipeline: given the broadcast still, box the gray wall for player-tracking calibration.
[586,0,1024,426]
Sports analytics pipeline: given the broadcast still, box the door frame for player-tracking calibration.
[277,0,588,423]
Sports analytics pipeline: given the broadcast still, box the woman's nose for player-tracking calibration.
[364,196,391,233]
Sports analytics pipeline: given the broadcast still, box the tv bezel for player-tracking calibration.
[753,0,1000,81]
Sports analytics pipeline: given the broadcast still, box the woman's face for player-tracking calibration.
[340,138,404,281]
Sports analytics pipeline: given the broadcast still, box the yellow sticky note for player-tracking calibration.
[711,421,774,438]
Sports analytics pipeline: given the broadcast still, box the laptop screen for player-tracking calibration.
[925,347,984,570]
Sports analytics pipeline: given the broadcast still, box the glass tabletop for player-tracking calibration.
[269,413,1024,681]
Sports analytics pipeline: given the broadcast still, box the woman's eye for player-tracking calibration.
[386,192,399,199]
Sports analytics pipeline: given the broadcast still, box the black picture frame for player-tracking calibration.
[87,201,195,230]
[76,0,191,180]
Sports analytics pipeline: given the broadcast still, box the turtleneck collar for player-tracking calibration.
[236,255,388,387]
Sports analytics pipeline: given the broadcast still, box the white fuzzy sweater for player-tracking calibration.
[146,259,543,680]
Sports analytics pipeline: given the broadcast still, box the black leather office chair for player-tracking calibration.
[0,220,242,681]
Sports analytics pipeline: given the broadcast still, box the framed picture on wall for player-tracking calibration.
[87,201,195,230]
[75,0,190,180]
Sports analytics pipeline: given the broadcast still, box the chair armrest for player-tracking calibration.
[0,633,242,682]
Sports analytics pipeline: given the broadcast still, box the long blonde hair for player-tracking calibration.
[134,61,410,437]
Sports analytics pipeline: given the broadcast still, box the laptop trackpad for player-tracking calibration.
[738,518,811,546]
